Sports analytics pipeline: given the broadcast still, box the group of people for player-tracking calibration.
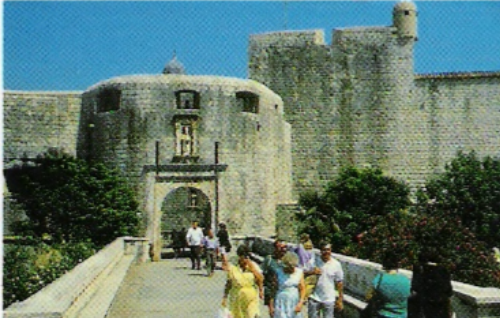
[221,235,344,318]
[184,220,232,275]
[220,233,453,318]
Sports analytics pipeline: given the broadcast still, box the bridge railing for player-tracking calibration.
[4,237,150,318]
[232,235,500,318]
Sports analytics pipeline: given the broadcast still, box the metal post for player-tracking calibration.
[155,141,159,176]
[214,142,220,233]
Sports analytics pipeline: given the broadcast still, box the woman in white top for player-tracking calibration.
[270,251,306,318]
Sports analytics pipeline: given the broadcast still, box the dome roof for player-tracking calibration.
[163,51,185,75]
[393,1,417,12]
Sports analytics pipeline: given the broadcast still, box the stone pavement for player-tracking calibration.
[107,258,271,318]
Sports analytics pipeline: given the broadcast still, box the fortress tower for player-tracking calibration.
[249,2,419,195]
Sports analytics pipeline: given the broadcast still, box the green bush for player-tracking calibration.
[5,149,140,247]
[351,210,500,288]
[416,151,500,249]
[297,167,411,251]
[3,242,96,308]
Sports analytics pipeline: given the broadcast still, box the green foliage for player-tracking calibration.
[6,150,140,247]
[296,156,500,287]
[416,151,500,249]
[3,241,96,308]
[297,167,411,251]
[351,210,500,288]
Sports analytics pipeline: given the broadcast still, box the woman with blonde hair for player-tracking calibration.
[222,245,263,318]
[270,251,306,318]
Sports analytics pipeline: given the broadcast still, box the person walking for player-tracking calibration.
[217,222,232,270]
[186,220,204,270]
[299,238,318,301]
[202,229,219,277]
[270,251,306,318]
[410,249,453,318]
[221,245,263,318]
[306,242,344,318]
[364,250,411,318]
[261,239,288,317]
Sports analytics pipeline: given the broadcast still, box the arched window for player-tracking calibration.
[97,88,121,113]
[236,91,259,114]
[175,90,200,110]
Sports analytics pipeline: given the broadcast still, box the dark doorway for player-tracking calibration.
[160,187,211,254]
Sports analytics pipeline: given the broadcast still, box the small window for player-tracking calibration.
[236,91,259,113]
[176,90,200,109]
[97,88,121,113]
[404,10,410,16]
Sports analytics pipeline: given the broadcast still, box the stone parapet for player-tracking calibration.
[4,237,150,318]
[246,236,500,318]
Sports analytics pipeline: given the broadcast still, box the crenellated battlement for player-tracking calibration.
[249,29,325,49]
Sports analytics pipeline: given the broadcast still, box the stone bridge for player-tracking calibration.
[4,236,500,318]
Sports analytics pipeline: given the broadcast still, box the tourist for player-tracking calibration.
[307,242,344,318]
[270,251,306,318]
[295,234,314,268]
[261,238,288,316]
[221,245,263,318]
[186,220,204,270]
[171,228,181,259]
[410,248,453,318]
[180,227,187,253]
[299,237,318,300]
[217,222,232,270]
[202,229,219,277]
[365,249,411,318]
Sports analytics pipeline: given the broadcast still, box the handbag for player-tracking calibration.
[216,307,233,318]
[360,273,384,318]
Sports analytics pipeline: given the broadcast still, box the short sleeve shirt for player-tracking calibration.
[202,236,219,249]
[309,257,344,305]
[186,227,204,246]
[372,273,411,318]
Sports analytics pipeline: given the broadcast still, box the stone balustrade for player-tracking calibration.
[4,237,150,318]
[232,235,500,318]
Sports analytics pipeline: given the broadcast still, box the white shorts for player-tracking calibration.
[220,246,227,255]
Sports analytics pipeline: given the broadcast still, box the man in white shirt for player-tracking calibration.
[305,242,344,318]
[186,220,204,270]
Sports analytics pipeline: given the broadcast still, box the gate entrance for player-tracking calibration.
[160,187,211,248]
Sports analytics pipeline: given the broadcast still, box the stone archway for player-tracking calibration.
[160,187,212,242]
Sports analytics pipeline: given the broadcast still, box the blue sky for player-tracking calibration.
[3,1,500,91]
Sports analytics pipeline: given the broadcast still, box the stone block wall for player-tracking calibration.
[275,203,303,242]
[82,75,294,240]
[249,26,418,196]
[250,25,500,197]
[411,74,500,182]
[3,91,82,160]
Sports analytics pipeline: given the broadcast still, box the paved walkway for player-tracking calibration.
[107,258,271,318]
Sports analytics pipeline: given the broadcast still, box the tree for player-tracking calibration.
[5,150,140,247]
[297,167,411,251]
[416,151,500,248]
[353,209,500,288]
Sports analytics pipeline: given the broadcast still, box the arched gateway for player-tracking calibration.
[160,187,211,250]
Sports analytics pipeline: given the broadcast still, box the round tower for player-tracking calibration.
[393,1,418,40]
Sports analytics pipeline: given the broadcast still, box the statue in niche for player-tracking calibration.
[180,125,192,156]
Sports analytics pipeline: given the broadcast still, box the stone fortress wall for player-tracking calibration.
[3,2,500,235]
[248,2,500,195]
[78,75,293,238]
[3,91,82,160]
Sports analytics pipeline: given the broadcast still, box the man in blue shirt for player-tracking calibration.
[202,229,219,277]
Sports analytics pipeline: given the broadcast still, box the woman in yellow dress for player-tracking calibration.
[222,245,263,318]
